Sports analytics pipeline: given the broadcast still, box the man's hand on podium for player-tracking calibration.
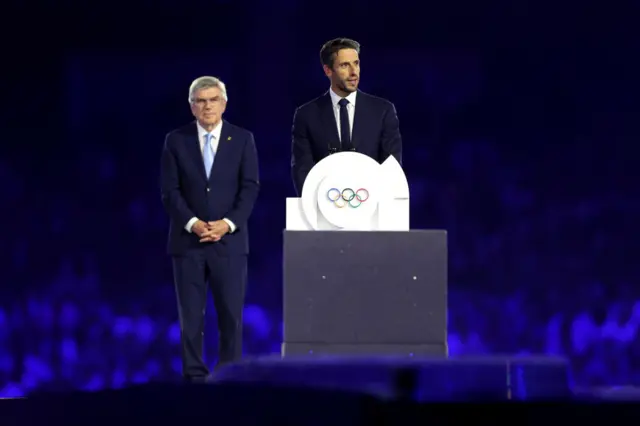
[199,220,230,243]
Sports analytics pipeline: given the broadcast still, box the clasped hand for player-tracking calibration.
[193,220,230,243]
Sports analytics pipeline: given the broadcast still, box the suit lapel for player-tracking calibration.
[351,90,366,150]
[185,122,208,181]
[208,120,232,182]
[321,93,341,151]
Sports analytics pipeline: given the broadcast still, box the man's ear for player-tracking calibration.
[323,64,332,78]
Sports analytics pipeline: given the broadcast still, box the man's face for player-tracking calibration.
[324,48,360,94]
[190,86,227,128]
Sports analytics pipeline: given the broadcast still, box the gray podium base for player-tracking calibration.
[282,230,447,357]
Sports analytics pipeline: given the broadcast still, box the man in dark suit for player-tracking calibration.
[291,37,403,195]
[160,76,260,382]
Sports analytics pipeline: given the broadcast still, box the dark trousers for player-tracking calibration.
[172,248,247,380]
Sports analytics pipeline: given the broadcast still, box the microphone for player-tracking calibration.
[327,145,356,155]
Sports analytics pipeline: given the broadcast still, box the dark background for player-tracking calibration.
[1,0,638,396]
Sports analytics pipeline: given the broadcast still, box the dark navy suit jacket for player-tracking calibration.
[160,120,259,256]
[291,90,402,196]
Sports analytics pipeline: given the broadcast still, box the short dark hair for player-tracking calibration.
[320,38,361,69]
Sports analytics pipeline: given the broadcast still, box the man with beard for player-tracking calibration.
[291,38,403,195]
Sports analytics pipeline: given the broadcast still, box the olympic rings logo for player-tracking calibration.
[326,188,370,208]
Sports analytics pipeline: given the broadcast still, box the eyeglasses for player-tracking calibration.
[193,97,223,106]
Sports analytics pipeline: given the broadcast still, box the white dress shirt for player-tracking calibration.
[329,88,357,142]
[184,120,237,234]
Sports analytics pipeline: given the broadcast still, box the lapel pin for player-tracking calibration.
[227,136,232,141]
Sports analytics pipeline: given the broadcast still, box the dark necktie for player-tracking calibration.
[338,98,353,151]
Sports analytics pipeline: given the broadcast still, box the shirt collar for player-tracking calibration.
[329,88,357,108]
[196,119,223,142]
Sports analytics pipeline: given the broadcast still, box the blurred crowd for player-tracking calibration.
[1,174,638,396]
[2,282,640,397]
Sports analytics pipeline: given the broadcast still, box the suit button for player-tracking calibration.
[206,187,210,192]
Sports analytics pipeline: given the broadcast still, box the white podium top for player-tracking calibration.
[286,152,410,231]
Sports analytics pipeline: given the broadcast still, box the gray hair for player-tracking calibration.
[188,76,228,103]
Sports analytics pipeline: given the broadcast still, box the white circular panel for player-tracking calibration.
[301,152,382,230]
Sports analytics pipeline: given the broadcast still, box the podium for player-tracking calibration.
[283,230,447,355]
[283,152,447,357]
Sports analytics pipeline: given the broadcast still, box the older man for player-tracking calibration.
[160,76,260,382]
